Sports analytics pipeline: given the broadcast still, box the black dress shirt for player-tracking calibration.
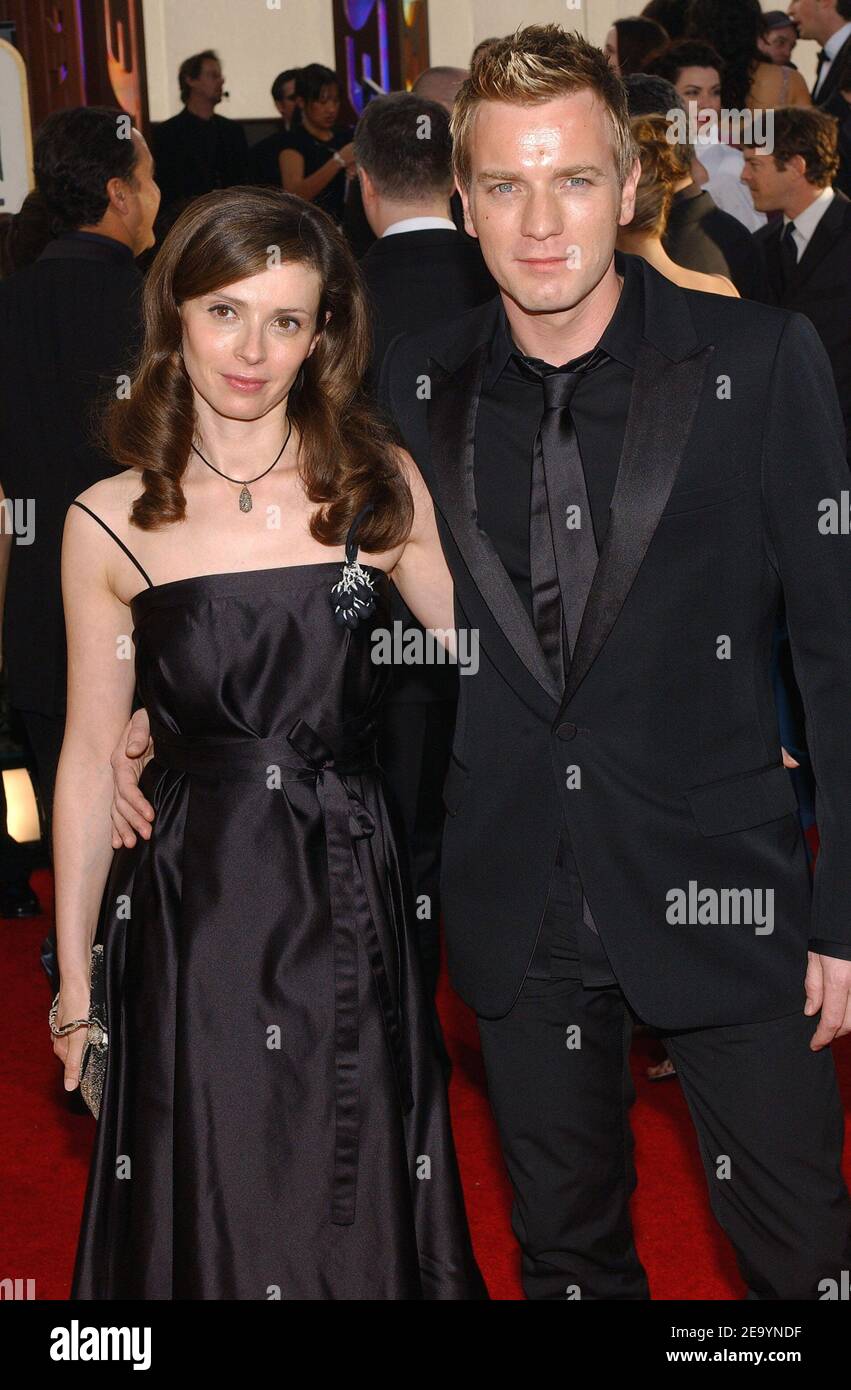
[474,256,644,984]
[152,108,249,234]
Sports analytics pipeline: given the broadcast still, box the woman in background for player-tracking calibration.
[617,113,739,296]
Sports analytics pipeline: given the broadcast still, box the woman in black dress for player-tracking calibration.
[51,187,486,1300]
[280,64,355,226]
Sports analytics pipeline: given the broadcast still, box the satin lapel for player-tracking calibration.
[562,340,715,707]
[427,346,562,707]
[790,202,844,291]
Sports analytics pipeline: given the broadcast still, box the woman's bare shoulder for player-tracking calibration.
[72,468,145,522]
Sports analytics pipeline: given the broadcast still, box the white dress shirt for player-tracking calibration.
[381,215,457,237]
[783,185,836,260]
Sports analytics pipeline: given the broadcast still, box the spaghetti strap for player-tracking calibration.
[779,64,791,104]
[70,499,153,588]
[344,502,375,565]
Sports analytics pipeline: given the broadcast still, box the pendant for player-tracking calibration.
[239,485,252,513]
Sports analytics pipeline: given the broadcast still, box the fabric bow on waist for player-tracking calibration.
[149,715,415,1225]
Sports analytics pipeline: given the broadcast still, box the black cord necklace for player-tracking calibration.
[191,416,293,513]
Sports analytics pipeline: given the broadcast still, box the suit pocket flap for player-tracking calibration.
[442,756,470,816]
[684,764,798,836]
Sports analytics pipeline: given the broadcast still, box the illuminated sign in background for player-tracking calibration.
[333,0,431,122]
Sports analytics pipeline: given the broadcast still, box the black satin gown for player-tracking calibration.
[69,501,487,1300]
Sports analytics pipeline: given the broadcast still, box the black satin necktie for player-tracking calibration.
[814,48,827,95]
[526,348,607,685]
[779,220,798,289]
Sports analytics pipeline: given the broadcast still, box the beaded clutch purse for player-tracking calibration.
[48,943,108,1119]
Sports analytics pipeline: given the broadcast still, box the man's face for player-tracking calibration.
[674,66,722,129]
[275,79,297,124]
[787,0,824,42]
[191,59,225,104]
[124,131,161,254]
[458,91,638,317]
[758,24,798,63]
[740,147,800,211]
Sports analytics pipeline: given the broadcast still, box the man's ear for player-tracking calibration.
[106,175,130,218]
[618,156,641,227]
[458,181,478,239]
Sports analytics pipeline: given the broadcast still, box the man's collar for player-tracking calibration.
[382,215,457,237]
[39,229,137,265]
[484,249,644,389]
[826,21,851,60]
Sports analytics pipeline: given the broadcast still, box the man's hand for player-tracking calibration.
[110,707,155,849]
[804,951,851,1049]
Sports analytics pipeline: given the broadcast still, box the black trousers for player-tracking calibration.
[13,706,65,851]
[476,844,851,1300]
[378,697,456,1001]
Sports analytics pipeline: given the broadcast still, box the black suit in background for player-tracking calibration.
[151,108,248,236]
[664,182,771,300]
[753,188,851,460]
[0,232,143,837]
[379,252,851,1298]
[360,227,495,1008]
[815,33,851,196]
[360,227,496,380]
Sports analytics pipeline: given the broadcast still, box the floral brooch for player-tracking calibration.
[330,502,378,630]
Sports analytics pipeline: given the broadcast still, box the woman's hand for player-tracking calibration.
[110,707,155,849]
[336,141,356,169]
[51,985,91,1094]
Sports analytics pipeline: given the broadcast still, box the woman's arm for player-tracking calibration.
[52,502,137,1088]
[280,145,351,204]
[786,68,813,108]
[388,450,456,654]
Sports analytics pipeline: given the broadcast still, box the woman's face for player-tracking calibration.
[303,84,340,130]
[603,27,619,72]
[179,261,325,422]
[675,66,722,129]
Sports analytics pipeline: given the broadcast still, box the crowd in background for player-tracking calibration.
[0,0,848,1067]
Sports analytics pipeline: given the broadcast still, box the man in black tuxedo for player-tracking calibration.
[0,108,154,988]
[790,0,851,192]
[744,106,851,460]
[355,92,495,1011]
[378,27,851,1299]
[355,93,496,378]
[107,27,851,1299]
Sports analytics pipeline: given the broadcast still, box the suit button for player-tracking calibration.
[556,722,577,740]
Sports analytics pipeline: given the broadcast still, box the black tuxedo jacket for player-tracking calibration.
[360,228,496,381]
[815,33,851,194]
[361,228,495,706]
[814,31,851,106]
[753,190,851,456]
[0,235,142,717]
[379,253,851,1027]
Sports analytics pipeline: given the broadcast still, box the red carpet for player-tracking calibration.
[3,865,849,1300]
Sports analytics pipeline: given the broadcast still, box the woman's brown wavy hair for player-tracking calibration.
[103,186,412,551]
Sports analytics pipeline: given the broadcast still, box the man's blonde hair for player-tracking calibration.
[450,24,638,192]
